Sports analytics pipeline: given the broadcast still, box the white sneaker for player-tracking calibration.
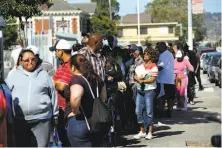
[134,131,146,139]
[145,132,153,140]
[190,101,195,105]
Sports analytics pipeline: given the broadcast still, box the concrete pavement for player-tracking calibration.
[118,72,221,147]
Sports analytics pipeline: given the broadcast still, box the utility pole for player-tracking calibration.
[188,0,193,50]
[0,30,4,80]
[108,0,112,20]
[137,0,141,46]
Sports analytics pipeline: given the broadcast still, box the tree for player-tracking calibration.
[2,18,18,50]
[90,12,117,36]
[91,0,120,20]
[0,0,51,23]
[145,0,206,42]
[90,0,119,36]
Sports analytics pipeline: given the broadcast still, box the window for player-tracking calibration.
[118,29,123,37]
[138,28,148,35]
[168,26,174,34]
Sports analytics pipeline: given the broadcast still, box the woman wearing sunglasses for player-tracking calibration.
[5,50,59,147]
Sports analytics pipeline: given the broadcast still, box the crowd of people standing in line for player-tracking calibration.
[0,32,204,147]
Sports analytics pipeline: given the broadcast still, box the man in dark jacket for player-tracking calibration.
[182,43,197,105]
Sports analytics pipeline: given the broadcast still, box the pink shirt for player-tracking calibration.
[174,59,194,75]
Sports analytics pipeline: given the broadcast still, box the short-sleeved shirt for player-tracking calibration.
[53,61,73,109]
[65,75,104,119]
[136,63,158,91]
[157,50,175,84]
[128,56,144,85]
[78,47,106,81]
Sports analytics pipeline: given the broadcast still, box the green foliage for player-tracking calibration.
[146,0,206,42]
[91,0,120,20]
[91,14,117,36]
[90,0,119,36]
[0,0,47,20]
[2,18,18,49]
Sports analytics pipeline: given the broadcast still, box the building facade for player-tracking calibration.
[117,13,180,45]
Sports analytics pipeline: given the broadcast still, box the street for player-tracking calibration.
[118,72,221,147]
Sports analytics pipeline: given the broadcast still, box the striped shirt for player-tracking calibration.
[78,47,106,81]
[53,61,73,109]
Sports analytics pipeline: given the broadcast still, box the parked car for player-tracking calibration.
[200,53,207,69]
[197,47,217,55]
[215,59,221,88]
[202,52,218,74]
[207,53,221,83]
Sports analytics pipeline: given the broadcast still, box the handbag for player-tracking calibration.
[118,81,127,92]
[80,76,112,133]
[49,127,62,148]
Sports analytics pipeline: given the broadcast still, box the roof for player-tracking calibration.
[116,13,152,24]
[71,2,97,14]
[48,0,79,11]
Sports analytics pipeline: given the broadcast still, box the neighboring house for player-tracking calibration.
[71,2,98,17]
[116,13,179,45]
[23,0,91,41]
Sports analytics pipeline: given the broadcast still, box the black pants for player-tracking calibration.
[57,108,71,147]
[156,83,175,117]
[116,91,127,129]
[188,84,195,102]
[195,70,203,88]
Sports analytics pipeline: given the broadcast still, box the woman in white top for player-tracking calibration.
[133,47,159,140]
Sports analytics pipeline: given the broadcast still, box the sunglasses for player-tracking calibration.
[22,58,36,63]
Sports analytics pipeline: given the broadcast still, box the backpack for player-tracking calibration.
[80,76,112,133]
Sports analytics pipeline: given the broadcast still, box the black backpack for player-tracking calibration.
[80,76,112,133]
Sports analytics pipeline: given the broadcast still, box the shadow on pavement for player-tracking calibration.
[153,125,171,132]
[153,131,185,139]
[194,101,203,104]
[116,133,141,147]
[156,108,221,125]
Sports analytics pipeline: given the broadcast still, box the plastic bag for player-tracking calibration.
[49,127,62,148]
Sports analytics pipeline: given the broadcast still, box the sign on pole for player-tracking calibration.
[192,0,204,14]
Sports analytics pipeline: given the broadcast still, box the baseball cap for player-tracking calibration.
[26,45,39,55]
[49,39,71,52]
[130,44,138,53]
[175,50,183,58]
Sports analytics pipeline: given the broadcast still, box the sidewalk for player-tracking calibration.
[118,73,221,147]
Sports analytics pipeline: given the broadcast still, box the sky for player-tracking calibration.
[118,0,222,16]
[68,0,221,16]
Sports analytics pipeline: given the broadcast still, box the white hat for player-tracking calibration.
[176,50,183,58]
[49,39,71,51]
[26,45,39,55]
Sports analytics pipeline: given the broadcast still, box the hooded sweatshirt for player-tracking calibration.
[5,65,58,121]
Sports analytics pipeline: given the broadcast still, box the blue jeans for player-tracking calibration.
[135,89,155,126]
[67,116,92,147]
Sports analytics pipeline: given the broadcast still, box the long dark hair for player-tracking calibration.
[70,54,102,84]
